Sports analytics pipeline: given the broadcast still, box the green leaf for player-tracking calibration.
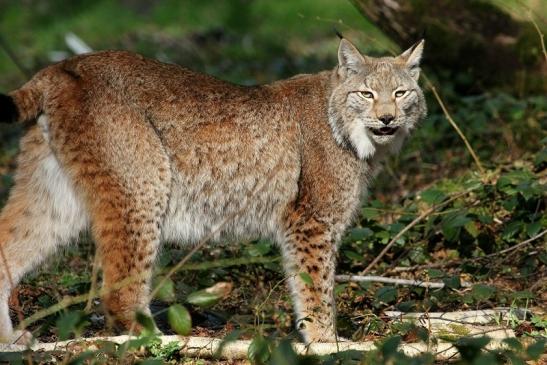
[526,339,546,359]
[497,170,535,190]
[421,189,446,205]
[343,250,363,261]
[534,148,547,168]
[186,290,222,308]
[388,222,405,234]
[117,336,154,357]
[167,304,192,336]
[455,336,490,362]
[56,311,87,341]
[442,213,471,242]
[416,326,430,343]
[526,221,542,237]
[135,311,156,334]
[248,335,270,364]
[503,337,523,351]
[478,214,493,224]
[299,272,314,287]
[374,286,397,304]
[395,300,416,313]
[502,221,524,240]
[214,330,243,358]
[375,230,390,244]
[427,269,445,279]
[381,335,401,357]
[334,283,347,296]
[442,276,461,289]
[362,207,380,220]
[531,315,547,328]
[269,339,299,365]
[471,284,496,302]
[443,213,471,229]
[348,227,374,241]
[153,276,176,302]
[247,240,272,257]
[408,247,428,264]
[464,221,480,238]
[511,290,534,300]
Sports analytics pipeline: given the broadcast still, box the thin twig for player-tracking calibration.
[528,11,547,63]
[335,274,471,288]
[361,188,476,275]
[390,229,547,273]
[425,78,485,176]
[84,253,100,313]
[492,229,547,256]
[18,292,90,330]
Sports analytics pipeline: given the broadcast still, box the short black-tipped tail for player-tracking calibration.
[0,93,19,123]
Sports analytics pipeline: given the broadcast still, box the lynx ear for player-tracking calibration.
[398,40,424,81]
[338,39,366,74]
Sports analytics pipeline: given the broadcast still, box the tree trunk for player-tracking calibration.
[350,0,545,93]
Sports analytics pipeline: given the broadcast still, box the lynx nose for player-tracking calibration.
[378,114,395,125]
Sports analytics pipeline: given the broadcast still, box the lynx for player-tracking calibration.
[0,38,426,344]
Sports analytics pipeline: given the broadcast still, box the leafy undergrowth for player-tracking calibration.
[0,1,545,361]
[1,142,544,364]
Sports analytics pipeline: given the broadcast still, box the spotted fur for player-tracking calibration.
[0,39,426,343]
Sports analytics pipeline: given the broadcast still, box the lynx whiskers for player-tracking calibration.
[0,38,425,343]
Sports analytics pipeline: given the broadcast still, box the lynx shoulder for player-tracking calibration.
[0,38,425,343]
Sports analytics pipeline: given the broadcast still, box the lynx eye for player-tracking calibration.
[357,91,374,99]
[394,90,407,98]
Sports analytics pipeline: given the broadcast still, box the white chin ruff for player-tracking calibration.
[348,123,375,160]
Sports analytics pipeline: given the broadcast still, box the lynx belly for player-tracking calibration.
[161,157,300,245]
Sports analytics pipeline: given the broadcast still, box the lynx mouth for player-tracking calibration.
[370,126,399,136]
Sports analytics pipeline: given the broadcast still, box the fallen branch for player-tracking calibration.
[335,274,471,288]
[0,333,515,361]
[383,308,529,325]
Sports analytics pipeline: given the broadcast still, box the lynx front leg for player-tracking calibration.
[281,219,338,343]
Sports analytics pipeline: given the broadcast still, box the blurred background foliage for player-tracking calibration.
[0,0,546,363]
[0,0,545,196]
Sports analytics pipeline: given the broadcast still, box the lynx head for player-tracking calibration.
[328,38,427,160]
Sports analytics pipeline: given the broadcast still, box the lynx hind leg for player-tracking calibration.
[91,184,168,331]
[48,109,172,332]
[281,217,338,343]
[0,126,88,343]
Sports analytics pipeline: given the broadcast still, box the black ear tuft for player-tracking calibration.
[0,93,18,123]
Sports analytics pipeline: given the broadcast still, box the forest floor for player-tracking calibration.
[0,1,545,363]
